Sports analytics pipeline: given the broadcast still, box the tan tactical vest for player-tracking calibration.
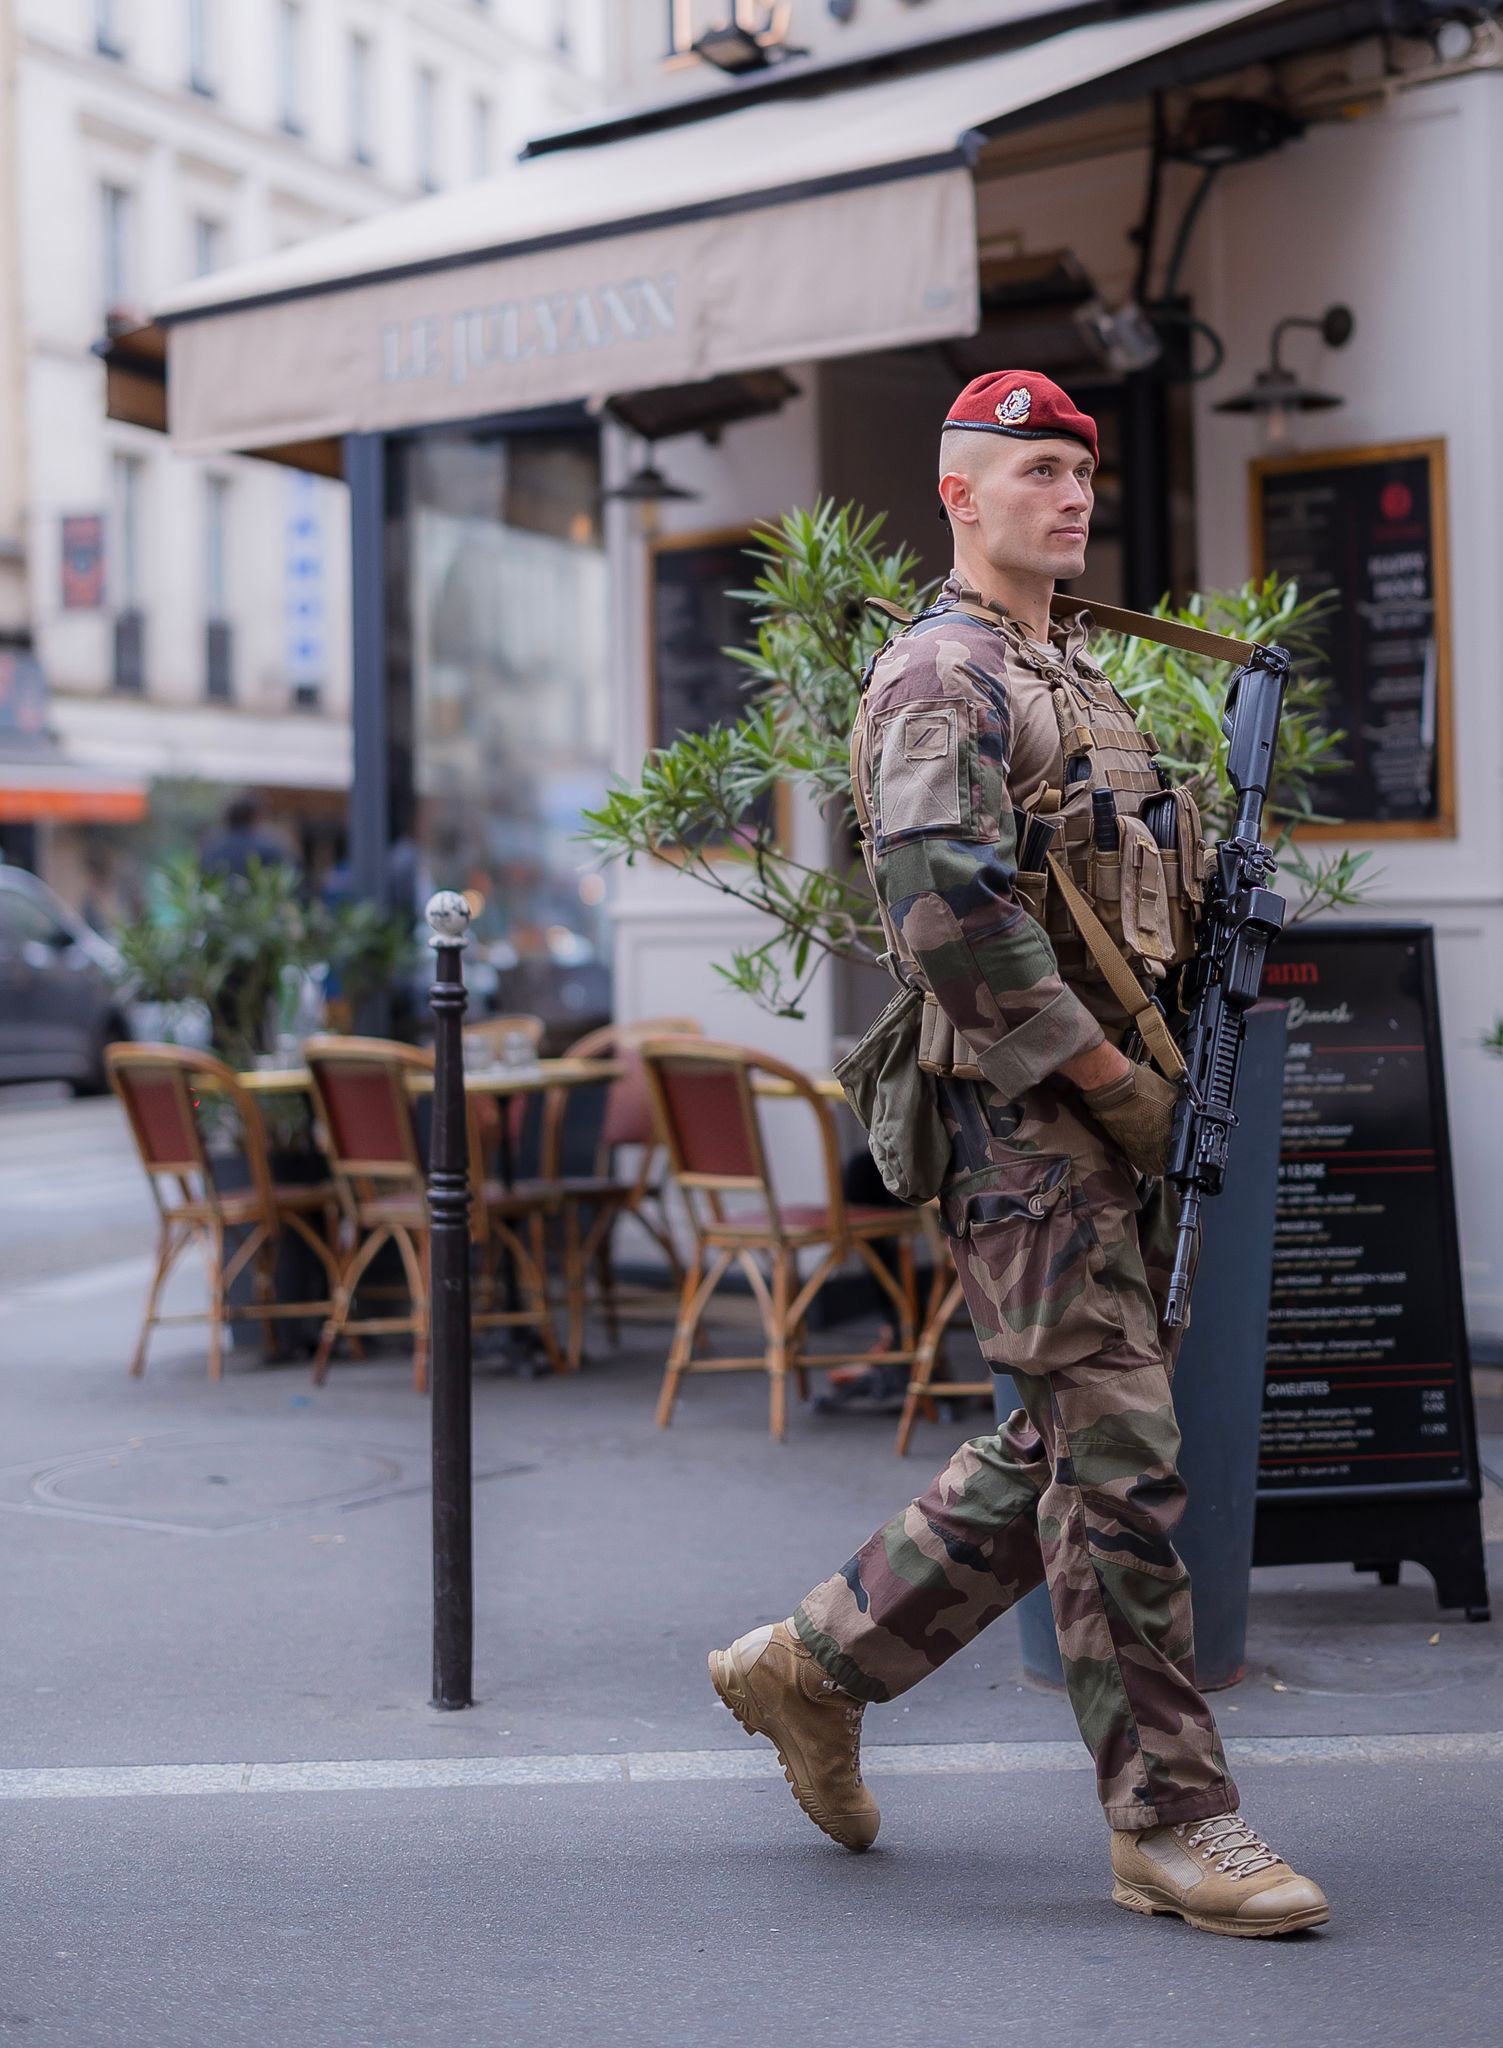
[852,593,1209,1084]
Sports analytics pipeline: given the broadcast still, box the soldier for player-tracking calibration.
[709,371,1328,1940]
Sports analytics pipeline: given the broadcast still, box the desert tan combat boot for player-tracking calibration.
[709,1620,880,1851]
[1111,1813,1329,1937]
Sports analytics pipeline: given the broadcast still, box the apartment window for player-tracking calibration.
[469,95,492,181]
[348,32,374,166]
[95,0,126,61]
[192,215,224,279]
[204,475,233,701]
[277,1,303,135]
[100,183,133,320]
[186,0,215,95]
[414,66,439,192]
[110,453,146,692]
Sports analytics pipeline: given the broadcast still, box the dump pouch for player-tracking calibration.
[834,978,953,1205]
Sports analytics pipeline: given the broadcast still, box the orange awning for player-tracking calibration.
[0,767,149,825]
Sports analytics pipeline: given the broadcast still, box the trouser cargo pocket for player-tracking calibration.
[943,1155,1126,1373]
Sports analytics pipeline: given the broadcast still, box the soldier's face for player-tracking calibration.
[946,436,1095,581]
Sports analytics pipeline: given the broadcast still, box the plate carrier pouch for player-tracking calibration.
[844,591,1245,1098]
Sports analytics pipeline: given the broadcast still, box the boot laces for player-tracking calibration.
[1179,1815,1281,1880]
[821,1680,864,1778]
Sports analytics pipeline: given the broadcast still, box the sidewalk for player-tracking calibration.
[3,1090,1502,2045]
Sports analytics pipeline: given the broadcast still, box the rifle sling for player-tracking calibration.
[865,593,1255,666]
[1049,594,1256,666]
[1045,852,1187,1082]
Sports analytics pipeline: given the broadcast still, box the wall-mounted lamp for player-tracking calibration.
[691,20,770,71]
[600,443,700,506]
[1213,304,1355,445]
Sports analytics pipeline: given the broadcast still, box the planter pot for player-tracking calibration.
[1008,1002,1288,1692]
[213,1148,333,1358]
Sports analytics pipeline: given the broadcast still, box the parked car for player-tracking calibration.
[0,864,128,1092]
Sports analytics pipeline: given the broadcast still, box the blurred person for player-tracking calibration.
[200,794,293,879]
[708,371,1327,1939]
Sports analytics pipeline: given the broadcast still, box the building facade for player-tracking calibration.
[0,0,608,909]
[101,1,1503,1347]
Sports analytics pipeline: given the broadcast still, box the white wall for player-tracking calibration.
[604,374,834,1200]
[1186,73,1503,1335]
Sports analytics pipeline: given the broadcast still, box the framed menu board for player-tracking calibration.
[647,526,776,848]
[1251,440,1454,839]
[1253,924,1489,1618]
[648,527,761,750]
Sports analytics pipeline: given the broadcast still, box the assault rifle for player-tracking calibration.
[1161,641,1291,1327]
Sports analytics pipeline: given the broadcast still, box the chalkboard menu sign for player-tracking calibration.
[648,528,762,748]
[1253,925,1488,1614]
[648,528,774,846]
[1252,440,1453,838]
[1259,925,1477,1496]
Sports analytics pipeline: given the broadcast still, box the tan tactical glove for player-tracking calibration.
[1081,1062,1181,1179]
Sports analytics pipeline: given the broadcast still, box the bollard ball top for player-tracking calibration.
[425,890,472,947]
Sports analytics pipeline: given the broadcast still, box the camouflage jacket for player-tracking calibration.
[854,576,1114,1101]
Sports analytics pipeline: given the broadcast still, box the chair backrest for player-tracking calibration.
[534,1017,702,1180]
[639,1037,846,1239]
[303,1036,429,1184]
[107,1043,275,1218]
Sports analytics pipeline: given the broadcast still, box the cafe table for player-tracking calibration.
[238,1053,624,1194]
[236,1055,623,1351]
[238,1055,622,1106]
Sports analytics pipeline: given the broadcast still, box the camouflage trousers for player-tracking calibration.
[795,1075,1239,1832]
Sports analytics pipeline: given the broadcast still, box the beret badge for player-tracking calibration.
[995,388,1032,427]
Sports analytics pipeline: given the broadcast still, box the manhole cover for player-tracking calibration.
[11,1437,405,1533]
[1261,1644,1474,1698]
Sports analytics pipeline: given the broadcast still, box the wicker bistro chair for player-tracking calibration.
[893,1263,995,1456]
[638,1037,926,1440]
[534,1016,702,1371]
[303,1036,560,1392]
[107,1045,341,1381]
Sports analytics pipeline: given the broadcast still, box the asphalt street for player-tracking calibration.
[6,1768,1499,2048]
[3,1088,1502,2047]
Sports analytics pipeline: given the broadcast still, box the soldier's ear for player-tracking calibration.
[938,470,978,527]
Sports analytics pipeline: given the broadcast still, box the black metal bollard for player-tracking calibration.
[426,890,474,1710]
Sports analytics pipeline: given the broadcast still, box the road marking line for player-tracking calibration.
[2,1731,1500,1802]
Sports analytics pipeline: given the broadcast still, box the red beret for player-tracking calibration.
[943,370,1098,467]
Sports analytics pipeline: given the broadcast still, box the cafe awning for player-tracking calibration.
[146,0,1285,461]
[0,759,148,827]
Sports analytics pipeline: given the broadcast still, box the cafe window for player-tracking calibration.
[469,94,492,181]
[187,0,215,94]
[349,32,374,166]
[100,182,133,318]
[389,428,611,1036]
[414,66,439,191]
[192,214,224,279]
[277,1,303,135]
[110,453,144,610]
[95,0,126,60]
[110,452,147,692]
